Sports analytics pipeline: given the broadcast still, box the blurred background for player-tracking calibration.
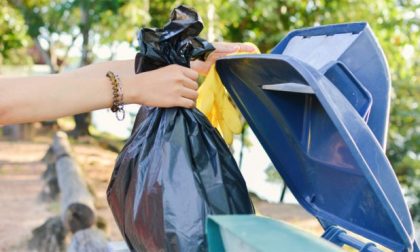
[0,0,419,251]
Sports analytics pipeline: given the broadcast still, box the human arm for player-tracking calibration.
[191,42,257,75]
[0,61,198,125]
[0,42,256,126]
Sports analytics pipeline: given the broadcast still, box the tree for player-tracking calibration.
[9,0,150,137]
[142,2,418,218]
[217,0,419,218]
[0,0,30,66]
[2,1,418,217]
[8,0,84,130]
[71,0,149,137]
[8,0,80,73]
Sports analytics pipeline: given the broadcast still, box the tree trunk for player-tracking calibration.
[279,183,288,203]
[33,132,102,251]
[40,162,60,201]
[1,124,34,141]
[68,228,108,252]
[56,156,96,233]
[28,216,67,252]
[238,124,247,169]
[35,38,61,129]
[72,113,92,138]
[206,0,216,42]
[72,0,93,137]
[52,132,96,233]
[34,39,59,74]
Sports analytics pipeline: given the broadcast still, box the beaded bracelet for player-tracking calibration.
[106,71,125,121]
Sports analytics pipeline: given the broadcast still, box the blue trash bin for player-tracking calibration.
[210,22,419,252]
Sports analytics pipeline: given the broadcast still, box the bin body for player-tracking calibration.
[213,22,419,252]
[207,215,343,252]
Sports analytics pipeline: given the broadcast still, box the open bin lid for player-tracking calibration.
[215,23,418,252]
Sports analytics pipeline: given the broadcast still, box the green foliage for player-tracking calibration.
[12,0,77,38]
[97,0,150,46]
[0,0,30,65]
[410,184,420,222]
[7,0,82,71]
[219,0,419,218]
[7,0,150,69]
[1,0,418,218]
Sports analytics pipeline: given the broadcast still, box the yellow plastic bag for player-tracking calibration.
[197,43,260,144]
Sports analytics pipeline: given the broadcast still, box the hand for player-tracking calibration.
[191,42,257,75]
[126,65,199,108]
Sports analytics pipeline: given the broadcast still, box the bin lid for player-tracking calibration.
[215,23,417,252]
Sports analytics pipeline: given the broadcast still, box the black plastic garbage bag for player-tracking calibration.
[108,106,254,251]
[107,5,254,252]
[134,5,215,73]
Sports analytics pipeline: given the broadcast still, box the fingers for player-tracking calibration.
[181,66,199,81]
[177,97,196,108]
[180,87,198,100]
[190,52,228,76]
[190,42,257,76]
[189,60,208,76]
[172,65,198,89]
[168,65,198,108]
[212,42,240,53]
[171,88,197,108]
[213,42,257,53]
[166,64,198,81]
[134,65,200,108]
[181,77,198,90]
[207,52,226,62]
[237,43,257,52]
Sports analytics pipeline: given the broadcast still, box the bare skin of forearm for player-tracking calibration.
[0,42,256,126]
[0,60,199,125]
[0,61,130,125]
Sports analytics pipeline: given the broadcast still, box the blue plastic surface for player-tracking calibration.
[215,23,418,252]
[271,22,390,148]
[206,215,344,252]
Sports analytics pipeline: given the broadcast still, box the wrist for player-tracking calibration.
[121,72,144,105]
[100,60,141,105]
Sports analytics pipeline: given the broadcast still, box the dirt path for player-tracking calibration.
[0,139,323,252]
[0,140,123,251]
[0,141,52,252]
